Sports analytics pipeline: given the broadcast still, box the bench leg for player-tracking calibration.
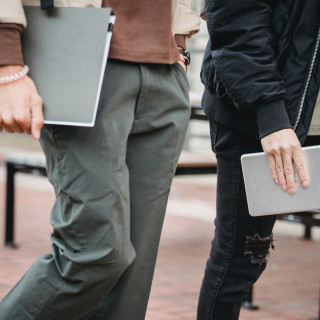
[303,224,312,240]
[5,163,16,247]
[242,285,259,310]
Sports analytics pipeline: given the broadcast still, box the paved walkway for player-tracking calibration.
[0,169,319,319]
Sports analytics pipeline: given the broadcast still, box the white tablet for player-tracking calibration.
[241,145,320,216]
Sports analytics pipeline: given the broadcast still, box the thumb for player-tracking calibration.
[30,97,44,140]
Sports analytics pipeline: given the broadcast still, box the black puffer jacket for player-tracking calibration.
[201,0,320,143]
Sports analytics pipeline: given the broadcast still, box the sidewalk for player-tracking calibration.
[0,170,319,319]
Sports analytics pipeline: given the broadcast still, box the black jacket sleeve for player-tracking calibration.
[205,0,292,138]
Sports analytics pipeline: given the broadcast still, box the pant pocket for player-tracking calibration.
[173,62,190,96]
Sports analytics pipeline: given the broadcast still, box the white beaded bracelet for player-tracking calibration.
[0,65,29,85]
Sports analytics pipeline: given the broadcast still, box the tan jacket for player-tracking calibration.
[0,0,200,38]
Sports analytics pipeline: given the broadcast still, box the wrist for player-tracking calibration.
[0,65,29,85]
[178,49,190,67]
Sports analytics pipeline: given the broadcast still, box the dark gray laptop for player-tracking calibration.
[241,145,320,216]
[22,6,115,126]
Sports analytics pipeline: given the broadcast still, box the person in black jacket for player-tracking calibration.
[197,1,320,319]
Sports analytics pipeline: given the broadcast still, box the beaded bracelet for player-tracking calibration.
[0,65,29,85]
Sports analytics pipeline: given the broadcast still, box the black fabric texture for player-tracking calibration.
[41,0,54,10]
[201,0,320,142]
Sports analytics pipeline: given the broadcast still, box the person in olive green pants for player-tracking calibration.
[0,1,200,318]
[0,60,191,319]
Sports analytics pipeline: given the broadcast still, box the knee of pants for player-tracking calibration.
[51,199,136,272]
[244,233,275,267]
[52,237,136,282]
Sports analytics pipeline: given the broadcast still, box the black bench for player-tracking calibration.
[277,211,320,239]
[3,150,217,247]
[5,147,320,246]
[3,106,320,247]
[3,105,216,247]
[4,152,47,247]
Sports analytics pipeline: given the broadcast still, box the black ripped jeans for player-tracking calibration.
[197,122,320,320]
[197,122,278,320]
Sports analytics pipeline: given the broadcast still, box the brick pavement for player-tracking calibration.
[0,173,319,320]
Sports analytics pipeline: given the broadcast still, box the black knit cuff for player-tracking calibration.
[256,99,292,139]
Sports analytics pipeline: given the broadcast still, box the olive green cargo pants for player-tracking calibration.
[0,60,190,320]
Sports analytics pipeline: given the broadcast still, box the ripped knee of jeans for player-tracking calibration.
[244,233,275,266]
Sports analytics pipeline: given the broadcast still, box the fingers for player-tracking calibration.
[30,97,44,140]
[293,149,309,188]
[265,150,291,192]
[261,129,309,194]
[0,110,26,133]
[282,151,296,194]
[274,152,287,191]
[0,76,43,139]
[266,154,279,185]
[264,148,294,194]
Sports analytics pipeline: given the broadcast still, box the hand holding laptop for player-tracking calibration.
[0,65,43,140]
[261,128,309,194]
[241,144,320,216]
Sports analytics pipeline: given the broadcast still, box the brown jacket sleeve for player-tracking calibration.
[0,23,24,66]
[174,34,186,50]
